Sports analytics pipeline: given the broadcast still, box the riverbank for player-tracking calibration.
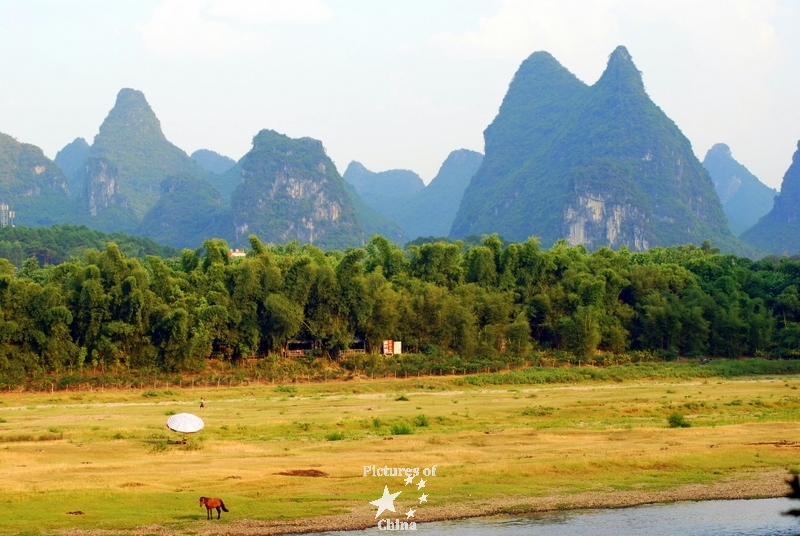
[58,469,790,536]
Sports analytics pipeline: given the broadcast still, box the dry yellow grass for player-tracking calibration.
[1,373,798,534]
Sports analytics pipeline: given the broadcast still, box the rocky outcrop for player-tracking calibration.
[564,195,649,250]
[84,157,121,216]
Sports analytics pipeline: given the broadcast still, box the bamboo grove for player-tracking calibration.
[2,233,800,385]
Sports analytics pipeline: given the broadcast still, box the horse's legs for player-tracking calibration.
[216,506,221,519]
[206,507,211,520]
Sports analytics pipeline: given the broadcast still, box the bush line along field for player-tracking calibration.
[1,364,800,535]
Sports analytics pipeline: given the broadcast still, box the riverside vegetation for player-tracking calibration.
[1,368,800,535]
[4,229,800,389]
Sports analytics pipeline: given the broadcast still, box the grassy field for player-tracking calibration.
[2,364,800,535]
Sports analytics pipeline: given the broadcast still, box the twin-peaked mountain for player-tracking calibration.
[702,143,777,236]
[741,141,800,254]
[343,149,483,241]
[450,46,741,253]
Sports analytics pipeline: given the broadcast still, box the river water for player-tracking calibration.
[317,498,800,535]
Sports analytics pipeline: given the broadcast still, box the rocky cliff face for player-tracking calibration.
[563,195,649,250]
[741,141,800,254]
[230,130,363,249]
[83,157,121,216]
[451,46,742,253]
[702,143,777,236]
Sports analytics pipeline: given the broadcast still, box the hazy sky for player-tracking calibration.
[1,0,798,188]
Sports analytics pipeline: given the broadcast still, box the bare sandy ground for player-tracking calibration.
[58,469,790,536]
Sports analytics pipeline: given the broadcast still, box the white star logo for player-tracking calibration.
[404,474,414,486]
[406,507,416,518]
[370,485,401,518]
[416,478,426,490]
[418,493,428,504]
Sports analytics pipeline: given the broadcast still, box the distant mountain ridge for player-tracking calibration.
[702,143,777,236]
[343,150,483,241]
[343,162,424,209]
[450,46,742,253]
[741,141,800,255]
[191,149,236,174]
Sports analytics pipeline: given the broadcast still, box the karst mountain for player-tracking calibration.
[229,129,365,249]
[450,46,742,253]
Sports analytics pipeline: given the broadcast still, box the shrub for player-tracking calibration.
[141,390,159,398]
[395,395,409,401]
[668,412,691,428]
[275,385,297,393]
[413,414,429,427]
[391,422,413,435]
[522,406,555,416]
[326,431,345,441]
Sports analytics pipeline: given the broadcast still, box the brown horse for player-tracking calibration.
[199,496,228,519]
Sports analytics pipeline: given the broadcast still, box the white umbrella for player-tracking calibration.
[167,413,205,434]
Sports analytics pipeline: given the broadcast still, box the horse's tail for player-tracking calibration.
[220,500,229,512]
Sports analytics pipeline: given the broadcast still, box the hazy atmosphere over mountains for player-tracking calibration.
[702,143,777,237]
[1,2,800,255]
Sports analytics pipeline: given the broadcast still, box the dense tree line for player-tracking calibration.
[2,234,800,385]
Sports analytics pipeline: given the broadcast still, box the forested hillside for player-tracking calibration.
[0,225,178,267]
[0,132,82,227]
[1,232,798,387]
